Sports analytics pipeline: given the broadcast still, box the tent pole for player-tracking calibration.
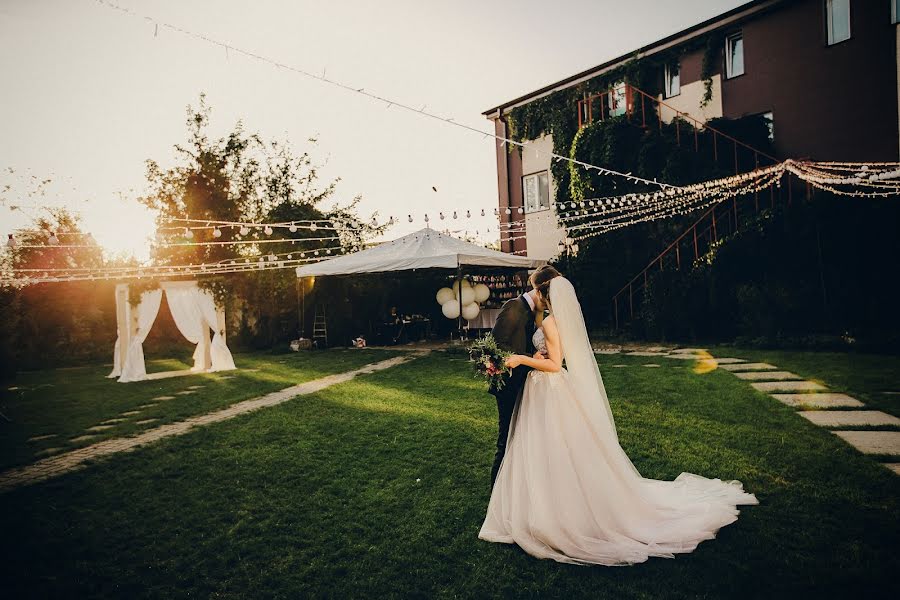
[457,265,463,341]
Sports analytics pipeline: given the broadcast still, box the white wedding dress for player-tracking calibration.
[479,277,758,566]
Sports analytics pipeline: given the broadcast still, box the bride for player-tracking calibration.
[478,275,758,566]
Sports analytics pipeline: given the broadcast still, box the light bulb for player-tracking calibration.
[408,215,413,223]
[240,226,250,235]
[213,228,222,238]
[264,226,273,236]
[289,224,298,233]
[6,234,15,248]
[310,223,318,232]
[48,232,59,245]
[184,228,194,239]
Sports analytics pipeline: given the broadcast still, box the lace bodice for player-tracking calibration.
[532,327,547,354]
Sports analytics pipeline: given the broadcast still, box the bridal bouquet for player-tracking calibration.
[469,334,513,390]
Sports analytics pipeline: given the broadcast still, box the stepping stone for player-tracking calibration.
[799,411,900,428]
[27,434,57,443]
[626,351,667,356]
[121,410,142,416]
[187,385,205,390]
[217,376,236,380]
[833,431,900,455]
[135,419,158,425]
[733,371,802,381]
[646,346,668,352]
[613,364,628,368]
[35,447,64,457]
[713,358,747,364]
[594,348,621,354]
[642,364,661,368]
[138,403,158,409]
[69,435,96,443]
[176,391,196,396]
[244,369,260,373]
[882,463,900,475]
[669,348,706,354]
[752,381,827,393]
[881,391,900,396]
[771,393,865,408]
[665,354,701,360]
[86,425,115,432]
[100,418,127,424]
[152,396,176,401]
[717,362,778,372]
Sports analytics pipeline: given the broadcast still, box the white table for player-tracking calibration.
[467,308,502,330]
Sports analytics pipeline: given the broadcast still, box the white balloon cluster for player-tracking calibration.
[436,279,491,320]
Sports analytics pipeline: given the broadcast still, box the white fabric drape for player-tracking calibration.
[165,284,210,372]
[165,283,236,373]
[196,290,236,371]
[117,289,163,383]
[107,286,126,378]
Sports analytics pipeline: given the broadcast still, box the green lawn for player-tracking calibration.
[1,351,898,598]
[714,346,900,418]
[0,348,400,470]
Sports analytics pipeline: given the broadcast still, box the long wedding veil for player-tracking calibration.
[549,276,641,477]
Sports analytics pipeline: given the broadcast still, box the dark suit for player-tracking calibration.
[488,295,535,487]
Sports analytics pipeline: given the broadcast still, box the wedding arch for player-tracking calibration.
[107,280,236,383]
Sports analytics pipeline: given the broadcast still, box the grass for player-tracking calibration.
[0,351,898,598]
[0,348,400,470]
[713,346,900,418]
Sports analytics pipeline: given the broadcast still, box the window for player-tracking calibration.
[664,62,681,98]
[826,0,851,44]
[608,82,627,117]
[892,0,899,23]
[523,171,550,213]
[725,31,744,78]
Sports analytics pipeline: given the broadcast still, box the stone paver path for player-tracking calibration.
[799,411,900,428]
[734,371,802,381]
[771,393,865,408]
[135,419,158,426]
[100,418,127,425]
[712,358,747,365]
[0,352,427,494]
[833,431,900,456]
[86,425,114,432]
[121,410,142,416]
[710,352,899,474]
[152,396,176,401]
[27,434,57,443]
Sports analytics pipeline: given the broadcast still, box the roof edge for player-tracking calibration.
[481,0,783,118]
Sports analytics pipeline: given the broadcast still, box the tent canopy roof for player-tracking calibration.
[295,228,545,277]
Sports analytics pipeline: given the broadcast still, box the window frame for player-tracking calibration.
[608,82,627,117]
[724,31,745,79]
[664,61,681,98]
[892,0,899,24]
[522,171,551,214]
[825,0,852,45]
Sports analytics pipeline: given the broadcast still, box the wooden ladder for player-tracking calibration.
[312,306,328,347]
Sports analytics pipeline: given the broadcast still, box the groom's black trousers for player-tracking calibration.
[490,365,529,488]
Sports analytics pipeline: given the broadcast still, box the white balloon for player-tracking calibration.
[436,287,455,305]
[462,302,480,320]
[441,300,461,319]
[473,283,490,303]
[459,286,476,305]
[452,279,472,296]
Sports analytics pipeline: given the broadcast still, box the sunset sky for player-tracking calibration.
[1,0,745,261]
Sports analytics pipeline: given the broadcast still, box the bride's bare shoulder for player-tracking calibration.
[542,315,559,335]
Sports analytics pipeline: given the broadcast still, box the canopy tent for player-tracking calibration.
[295,228,545,340]
[108,281,236,383]
[295,228,545,277]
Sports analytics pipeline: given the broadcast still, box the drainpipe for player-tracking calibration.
[499,111,514,254]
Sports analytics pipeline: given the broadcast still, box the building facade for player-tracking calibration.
[484,0,900,259]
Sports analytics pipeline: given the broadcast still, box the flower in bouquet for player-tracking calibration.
[469,334,513,391]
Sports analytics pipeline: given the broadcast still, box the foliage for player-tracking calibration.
[138,94,384,346]
[468,334,512,390]
[1,352,898,597]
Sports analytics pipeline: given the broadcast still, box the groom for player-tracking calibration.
[488,265,560,487]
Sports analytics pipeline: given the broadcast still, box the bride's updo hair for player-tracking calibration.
[530,265,561,305]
